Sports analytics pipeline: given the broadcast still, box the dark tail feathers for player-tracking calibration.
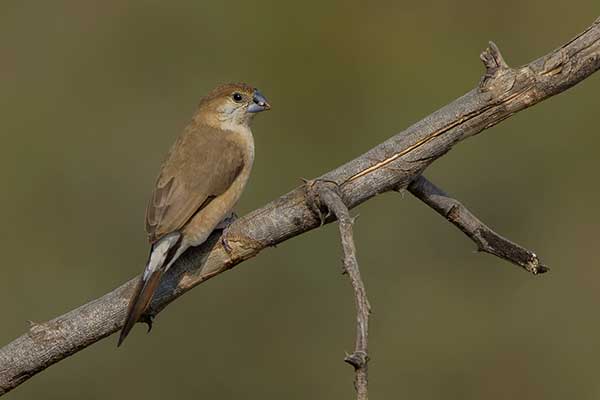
[118,232,181,347]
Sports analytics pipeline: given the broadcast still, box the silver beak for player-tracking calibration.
[247,89,271,113]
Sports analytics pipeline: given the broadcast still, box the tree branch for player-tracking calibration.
[1,17,599,396]
[309,180,371,400]
[407,176,549,274]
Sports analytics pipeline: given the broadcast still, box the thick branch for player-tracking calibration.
[408,176,548,274]
[310,181,371,400]
[1,18,599,396]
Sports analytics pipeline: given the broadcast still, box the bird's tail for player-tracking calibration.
[118,232,181,347]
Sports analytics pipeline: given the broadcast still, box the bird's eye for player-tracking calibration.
[232,93,243,102]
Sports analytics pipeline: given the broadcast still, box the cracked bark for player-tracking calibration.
[1,17,599,396]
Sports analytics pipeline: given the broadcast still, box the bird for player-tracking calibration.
[118,83,271,346]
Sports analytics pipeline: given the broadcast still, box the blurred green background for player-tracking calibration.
[1,1,599,399]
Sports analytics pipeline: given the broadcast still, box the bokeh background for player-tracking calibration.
[1,1,599,399]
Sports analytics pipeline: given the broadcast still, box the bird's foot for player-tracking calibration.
[221,232,233,255]
[139,313,155,333]
[217,213,238,256]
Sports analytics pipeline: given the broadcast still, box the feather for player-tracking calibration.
[118,232,181,346]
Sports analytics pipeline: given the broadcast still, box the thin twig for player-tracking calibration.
[311,181,371,400]
[408,176,548,274]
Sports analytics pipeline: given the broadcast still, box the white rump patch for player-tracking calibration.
[142,233,180,280]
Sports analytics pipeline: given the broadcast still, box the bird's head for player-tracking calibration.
[196,83,271,130]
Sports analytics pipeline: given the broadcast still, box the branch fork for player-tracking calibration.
[2,17,600,397]
[308,180,371,400]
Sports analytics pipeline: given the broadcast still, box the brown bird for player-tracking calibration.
[118,83,270,346]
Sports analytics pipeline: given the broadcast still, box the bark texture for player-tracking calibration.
[1,17,599,396]
[309,181,371,399]
[407,176,549,274]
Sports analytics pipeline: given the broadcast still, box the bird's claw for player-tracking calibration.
[217,214,237,256]
[140,314,154,333]
[221,228,234,255]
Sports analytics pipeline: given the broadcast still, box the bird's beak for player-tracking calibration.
[247,90,271,113]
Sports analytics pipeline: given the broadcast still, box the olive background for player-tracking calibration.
[1,1,599,399]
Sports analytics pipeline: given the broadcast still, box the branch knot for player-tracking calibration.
[344,351,369,370]
[305,179,343,225]
[479,41,513,92]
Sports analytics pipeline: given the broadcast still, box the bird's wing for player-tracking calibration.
[145,125,245,243]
